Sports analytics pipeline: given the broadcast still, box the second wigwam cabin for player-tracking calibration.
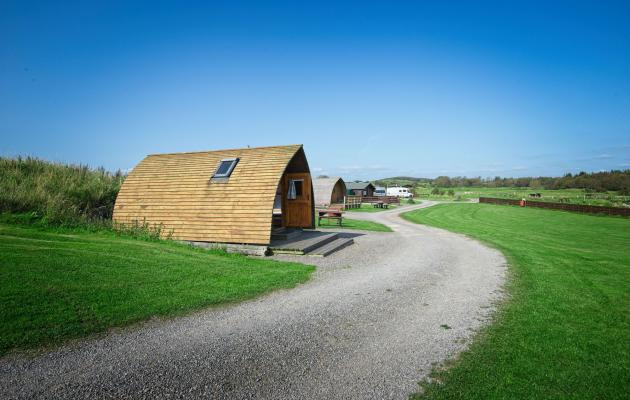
[313,177,347,208]
[113,144,315,253]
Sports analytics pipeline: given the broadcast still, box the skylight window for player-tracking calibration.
[213,158,239,178]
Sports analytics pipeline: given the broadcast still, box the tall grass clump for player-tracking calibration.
[0,156,125,227]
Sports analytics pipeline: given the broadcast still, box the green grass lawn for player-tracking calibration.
[402,204,630,399]
[0,223,314,355]
[316,217,392,232]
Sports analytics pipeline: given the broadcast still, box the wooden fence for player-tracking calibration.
[361,196,401,204]
[479,197,630,217]
[343,195,362,209]
[479,197,522,206]
[336,195,402,210]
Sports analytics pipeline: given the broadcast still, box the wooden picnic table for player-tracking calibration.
[318,209,343,226]
[373,201,390,209]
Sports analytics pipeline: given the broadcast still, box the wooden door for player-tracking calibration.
[283,173,313,227]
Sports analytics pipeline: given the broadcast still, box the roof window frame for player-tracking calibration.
[212,157,239,179]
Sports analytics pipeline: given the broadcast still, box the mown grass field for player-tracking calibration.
[403,204,630,399]
[415,186,630,207]
[0,223,314,356]
[316,217,392,232]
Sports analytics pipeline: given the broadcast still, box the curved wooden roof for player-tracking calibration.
[313,177,346,206]
[113,144,306,245]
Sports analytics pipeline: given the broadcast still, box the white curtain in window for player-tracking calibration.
[287,180,297,200]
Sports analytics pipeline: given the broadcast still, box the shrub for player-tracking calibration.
[113,219,173,241]
[0,156,125,227]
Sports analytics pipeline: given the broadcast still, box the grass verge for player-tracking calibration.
[402,203,630,399]
[344,203,399,212]
[317,217,392,232]
[0,223,314,355]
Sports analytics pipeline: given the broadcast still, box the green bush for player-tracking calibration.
[113,219,172,241]
[0,157,125,227]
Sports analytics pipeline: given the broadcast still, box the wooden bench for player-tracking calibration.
[318,209,343,226]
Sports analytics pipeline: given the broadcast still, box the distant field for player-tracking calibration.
[403,204,630,399]
[415,186,630,207]
[0,223,314,355]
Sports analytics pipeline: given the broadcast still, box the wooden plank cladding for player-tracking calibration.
[479,197,630,217]
[113,144,313,245]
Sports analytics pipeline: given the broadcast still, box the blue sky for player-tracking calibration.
[1,1,629,179]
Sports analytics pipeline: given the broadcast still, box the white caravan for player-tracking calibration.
[387,186,414,198]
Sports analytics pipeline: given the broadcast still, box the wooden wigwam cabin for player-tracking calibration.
[313,177,347,208]
[113,145,314,251]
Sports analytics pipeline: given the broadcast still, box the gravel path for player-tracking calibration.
[0,201,506,399]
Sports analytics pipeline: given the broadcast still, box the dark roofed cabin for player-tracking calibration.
[346,181,375,197]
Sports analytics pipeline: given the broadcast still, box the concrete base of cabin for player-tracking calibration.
[269,230,355,257]
[181,230,355,257]
[182,241,269,256]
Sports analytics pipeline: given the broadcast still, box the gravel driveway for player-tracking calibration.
[0,201,506,399]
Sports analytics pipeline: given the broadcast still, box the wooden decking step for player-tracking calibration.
[270,231,339,255]
[306,237,354,257]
